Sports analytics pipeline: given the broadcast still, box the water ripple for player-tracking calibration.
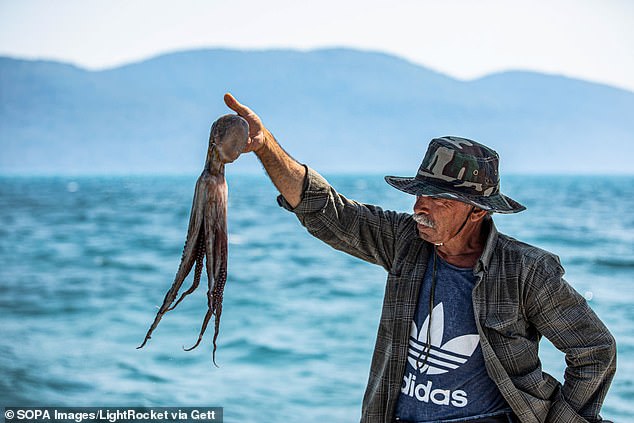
[0,174,631,421]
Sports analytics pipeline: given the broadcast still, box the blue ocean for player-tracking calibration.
[1,173,632,422]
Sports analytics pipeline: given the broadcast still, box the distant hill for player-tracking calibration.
[1,48,633,174]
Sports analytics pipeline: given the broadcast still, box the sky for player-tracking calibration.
[0,0,633,92]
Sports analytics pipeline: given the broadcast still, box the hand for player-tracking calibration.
[224,93,266,153]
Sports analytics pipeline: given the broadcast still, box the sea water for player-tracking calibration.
[0,174,632,421]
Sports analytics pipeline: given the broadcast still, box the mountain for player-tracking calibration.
[1,48,633,175]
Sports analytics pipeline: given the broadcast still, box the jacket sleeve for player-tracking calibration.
[524,254,617,422]
[277,166,411,272]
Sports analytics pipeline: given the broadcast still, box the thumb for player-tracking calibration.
[224,92,252,118]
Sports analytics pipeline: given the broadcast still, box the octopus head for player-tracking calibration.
[210,114,250,164]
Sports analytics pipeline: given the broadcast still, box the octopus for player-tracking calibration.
[137,114,249,365]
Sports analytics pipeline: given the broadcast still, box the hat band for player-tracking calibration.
[416,172,499,198]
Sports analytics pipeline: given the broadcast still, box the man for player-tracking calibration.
[223,93,616,423]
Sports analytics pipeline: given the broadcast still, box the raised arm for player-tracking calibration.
[223,93,411,271]
[224,93,306,208]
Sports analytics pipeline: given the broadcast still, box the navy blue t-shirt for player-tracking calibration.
[395,252,509,422]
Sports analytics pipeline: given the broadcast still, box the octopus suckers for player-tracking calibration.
[138,114,249,366]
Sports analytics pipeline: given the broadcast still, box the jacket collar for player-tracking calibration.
[475,216,499,273]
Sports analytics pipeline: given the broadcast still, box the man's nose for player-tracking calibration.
[413,196,431,213]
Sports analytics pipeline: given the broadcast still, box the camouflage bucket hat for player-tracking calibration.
[384,136,525,214]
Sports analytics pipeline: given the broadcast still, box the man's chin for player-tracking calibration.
[416,226,434,243]
[418,226,447,245]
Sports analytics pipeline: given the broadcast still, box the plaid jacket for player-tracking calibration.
[278,167,616,423]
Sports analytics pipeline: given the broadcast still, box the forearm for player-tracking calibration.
[557,327,616,421]
[255,127,306,208]
[527,262,617,420]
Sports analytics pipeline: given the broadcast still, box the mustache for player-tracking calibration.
[412,213,435,228]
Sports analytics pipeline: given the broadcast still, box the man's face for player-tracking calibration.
[412,195,474,245]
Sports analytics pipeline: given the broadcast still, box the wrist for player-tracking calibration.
[254,128,274,156]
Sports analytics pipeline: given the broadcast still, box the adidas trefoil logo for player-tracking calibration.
[408,303,480,375]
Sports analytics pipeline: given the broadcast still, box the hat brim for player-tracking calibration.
[384,175,526,214]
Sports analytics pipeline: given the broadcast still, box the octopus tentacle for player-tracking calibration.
[183,201,219,354]
[183,308,214,352]
[136,180,207,349]
[167,229,206,311]
[183,181,227,362]
[210,228,228,364]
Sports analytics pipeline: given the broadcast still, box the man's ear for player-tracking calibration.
[471,207,489,222]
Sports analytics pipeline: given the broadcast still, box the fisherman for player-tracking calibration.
[224,93,616,423]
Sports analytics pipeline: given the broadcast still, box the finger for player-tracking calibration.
[224,93,255,119]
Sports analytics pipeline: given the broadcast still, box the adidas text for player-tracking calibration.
[401,372,468,407]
